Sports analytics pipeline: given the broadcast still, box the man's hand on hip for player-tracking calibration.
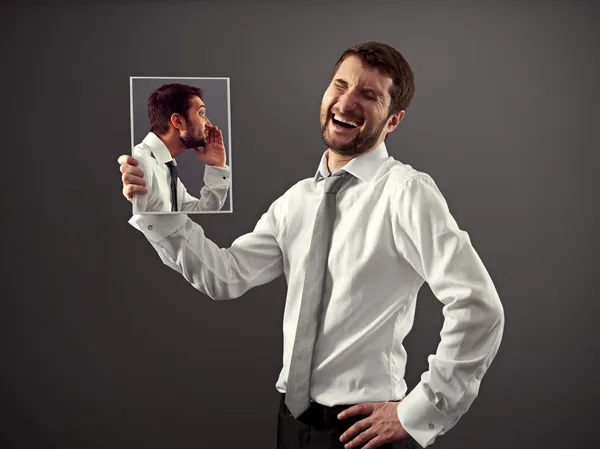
[338,401,410,449]
[118,155,147,201]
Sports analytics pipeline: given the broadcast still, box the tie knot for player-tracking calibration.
[166,160,178,176]
[324,171,351,194]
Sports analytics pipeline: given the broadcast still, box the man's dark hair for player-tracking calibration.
[148,83,204,135]
[331,42,415,116]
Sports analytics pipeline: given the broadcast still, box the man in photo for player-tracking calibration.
[131,83,230,214]
[118,42,504,449]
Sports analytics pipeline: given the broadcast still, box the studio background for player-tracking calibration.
[2,1,598,449]
[131,76,232,213]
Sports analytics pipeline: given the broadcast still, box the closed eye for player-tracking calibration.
[360,89,381,101]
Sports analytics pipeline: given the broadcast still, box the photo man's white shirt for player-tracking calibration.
[129,142,504,447]
[132,132,230,214]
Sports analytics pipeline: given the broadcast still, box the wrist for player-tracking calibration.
[207,161,226,168]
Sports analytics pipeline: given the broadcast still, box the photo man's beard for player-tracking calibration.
[180,130,206,149]
[319,108,387,157]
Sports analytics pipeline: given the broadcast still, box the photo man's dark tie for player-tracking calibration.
[166,161,178,212]
[285,170,353,418]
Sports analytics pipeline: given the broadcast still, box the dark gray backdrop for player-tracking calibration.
[2,1,598,449]
[131,77,232,213]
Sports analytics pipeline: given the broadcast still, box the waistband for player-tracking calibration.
[279,393,359,427]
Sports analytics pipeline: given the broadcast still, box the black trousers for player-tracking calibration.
[277,394,422,449]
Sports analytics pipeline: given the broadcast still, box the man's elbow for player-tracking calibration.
[491,291,504,327]
[483,290,505,340]
[468,287,505,338]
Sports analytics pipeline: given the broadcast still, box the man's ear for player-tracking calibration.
[170,113,185,131]
[386,110,405,135]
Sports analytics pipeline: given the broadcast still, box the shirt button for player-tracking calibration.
[223,176,227,179]
[148,225,153,230]
[429,423,434,429]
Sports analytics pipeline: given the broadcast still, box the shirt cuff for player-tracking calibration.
[204,164,230,186]
[396,382,448,448]
[128,213,188,243]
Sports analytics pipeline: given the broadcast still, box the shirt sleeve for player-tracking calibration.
[180,164,231,212]
[391,174,505,448]
[128,192,284,300]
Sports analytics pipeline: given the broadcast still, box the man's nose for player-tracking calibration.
[335,90,359,113]
[205,117,213,127]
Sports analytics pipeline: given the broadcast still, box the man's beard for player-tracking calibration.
[180,134,206,149]
[180,122,206,149]
[320,108,387,157]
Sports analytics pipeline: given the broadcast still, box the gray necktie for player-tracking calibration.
[285,170,352,418]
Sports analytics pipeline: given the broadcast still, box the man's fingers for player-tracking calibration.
[343,428,377,449]
[118,155,146,201]
[118,155,138,166]
[122,172,146,186]
[338,403,374,419]
[340,417,372,443]
[361,435,386,449]
[120,163,144,178]
[123,184,147,200]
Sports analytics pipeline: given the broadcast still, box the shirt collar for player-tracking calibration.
[313,141,389,187]
[141,132,175,165]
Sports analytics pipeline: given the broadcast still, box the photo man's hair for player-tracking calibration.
[148,83,204,135]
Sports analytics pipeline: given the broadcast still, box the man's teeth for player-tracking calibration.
[333,115,360,127]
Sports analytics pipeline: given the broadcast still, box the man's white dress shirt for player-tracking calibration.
[132,132,230,213]
[129,142,504,448]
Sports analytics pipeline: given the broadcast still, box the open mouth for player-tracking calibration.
[331,113,361,129]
